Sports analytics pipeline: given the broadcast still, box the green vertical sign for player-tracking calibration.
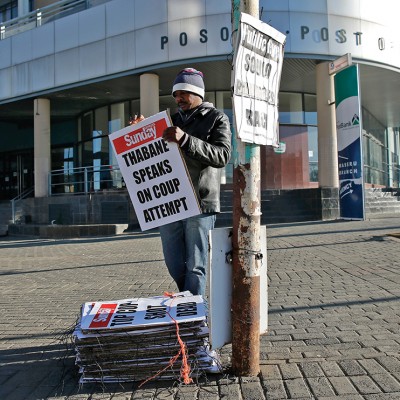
[335,64,365,220]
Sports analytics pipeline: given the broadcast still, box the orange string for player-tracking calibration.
[138,292,193,387]
[169,310,193,384]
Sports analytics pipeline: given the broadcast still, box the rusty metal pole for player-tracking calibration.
[231,0,261,376]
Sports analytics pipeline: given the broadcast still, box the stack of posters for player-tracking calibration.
[73,292,220,383]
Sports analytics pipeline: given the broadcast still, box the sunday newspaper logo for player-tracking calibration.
[112,119,165,155]
[89,303,118,329]
[109,111,201,231]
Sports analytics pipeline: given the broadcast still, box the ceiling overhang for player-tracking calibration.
[0,58,399,128]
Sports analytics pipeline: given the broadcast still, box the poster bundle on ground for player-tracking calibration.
[73,292,220,383]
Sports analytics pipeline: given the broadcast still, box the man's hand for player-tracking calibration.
[163,126,186,144]
[129,114,145,125]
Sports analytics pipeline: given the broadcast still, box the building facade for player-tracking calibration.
[1,0,399,228]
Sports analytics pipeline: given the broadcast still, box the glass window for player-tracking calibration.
[215,91,233,184]
[363,107,386,145]
[365,136,387,185]
[123,101,130,125]
[51,146,74,194]
[110,102,126,134]
[94,106,109,137]
[0,1,17,23]
[93,158,101,191]
[159,95,177,115]
[77,92,237,191]
[394,130,400,187]
[130,99,141,119]
[51,146,73,171]
[82,112,93,141]
[362,107,388,186]
[215,91,233,124]
[279,93,303,124]
[205,92,216,107]
[109,102,128,173]
[304,94,317,125]
[82,140,93,167]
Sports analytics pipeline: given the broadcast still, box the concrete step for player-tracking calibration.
[8,223,130,239]
[0,224,8,236]
[365,189,400,215]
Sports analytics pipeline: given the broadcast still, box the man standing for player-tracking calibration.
[160,68,232,298]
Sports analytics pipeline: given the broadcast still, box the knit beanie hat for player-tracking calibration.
[172,68,205,99]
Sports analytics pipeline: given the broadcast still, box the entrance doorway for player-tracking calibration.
[0,151,34,200]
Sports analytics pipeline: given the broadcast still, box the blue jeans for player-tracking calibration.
[158,213,216,298]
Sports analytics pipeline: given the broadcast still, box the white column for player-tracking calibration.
[316,62,339,188]
[140,73,159,116]
[34,98,51,197]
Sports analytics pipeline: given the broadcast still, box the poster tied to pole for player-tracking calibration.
[109,111,201,231]
[335,64,365,220]
[232,12,286,146]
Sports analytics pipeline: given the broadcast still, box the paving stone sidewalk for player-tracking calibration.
[0,216,400,399]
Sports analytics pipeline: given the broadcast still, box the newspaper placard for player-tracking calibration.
[109,111,201,231]
[80,292,206,331]
[232,12,286,146]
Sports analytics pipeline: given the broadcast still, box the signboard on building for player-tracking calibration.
[335,64,365,220]
[232,12,286,146]
[109,111,201,231]
[329,53,352,75]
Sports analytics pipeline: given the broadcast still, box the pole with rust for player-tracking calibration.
[231,0,261,377]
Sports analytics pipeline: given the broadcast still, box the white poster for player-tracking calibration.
[109,111,201,231]
[208,226,268,349]
[232,12,286,145]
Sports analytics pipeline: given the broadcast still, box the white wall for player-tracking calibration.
[1,0,399,102]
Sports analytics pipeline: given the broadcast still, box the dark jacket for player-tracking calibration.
[172,102,232,213]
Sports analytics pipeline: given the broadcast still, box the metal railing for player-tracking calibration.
[10,186,34,223]
[0,0,111,40]
[49,164,125,195]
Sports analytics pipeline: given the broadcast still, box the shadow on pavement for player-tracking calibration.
[0,258,164,277]
[269,295,400,314]
[0,230,161,250]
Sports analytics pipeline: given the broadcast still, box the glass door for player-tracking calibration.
[0,151,34,200]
